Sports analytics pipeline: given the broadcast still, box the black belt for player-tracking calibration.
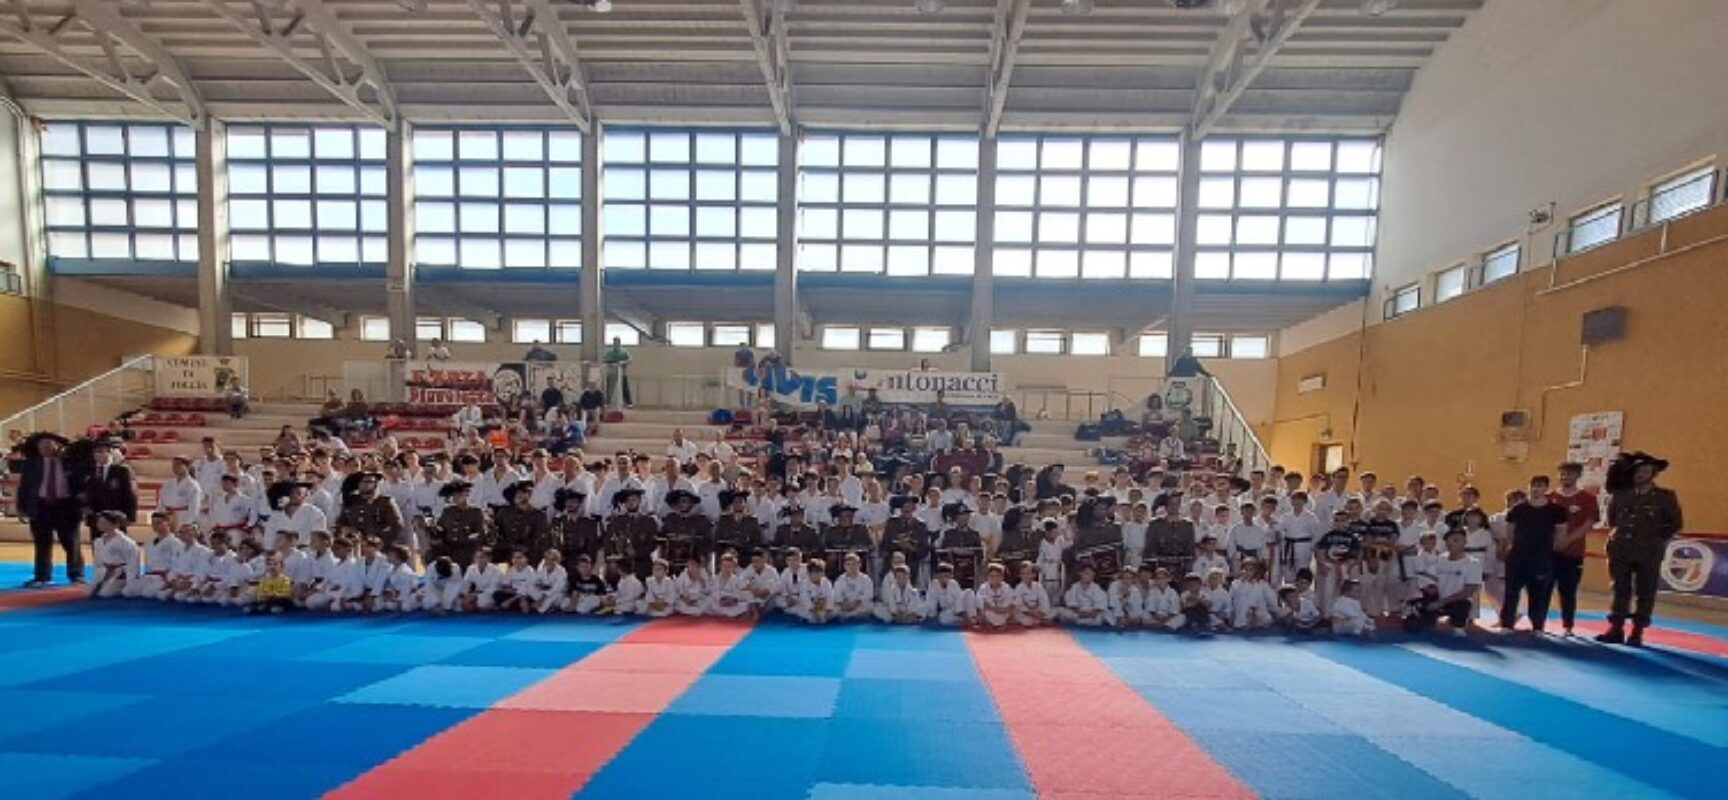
[1280,537,1312,566]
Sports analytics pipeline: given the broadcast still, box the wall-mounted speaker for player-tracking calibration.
[1581,306,1626,346]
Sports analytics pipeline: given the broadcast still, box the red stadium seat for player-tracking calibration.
[602,410,625,424]
[137,430,158,443]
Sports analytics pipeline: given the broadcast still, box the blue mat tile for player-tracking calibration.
[1370,734,1667,800]
[75,758,361,800]
[0,623,146,655]
[167,628,365,661]
[1194,732,1470,800]
[437,639,603,669]
[816,719,1027,790]
[833,679,1001,723]
[25,654,406,702]
[589,716,828,787]
[0,695,308,759]
[298,634,490,665]
[502,619,644,642]
[335,665,556,708]
[185,703,472,769]
[0,689,150,741]
[1132,687,1349,735]
[581,774,815,800]
[0,752,152,799]
[0,629,253,688]
[848,626,971,653]
[380,617,539,638]
[809,785,1035,800]
[843,649,978,682]
[711,644,854,677]
[0,562,89,587]
[670,674,842,718]
[1100,656,1255,689]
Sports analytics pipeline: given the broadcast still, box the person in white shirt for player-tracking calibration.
[708,552,753,619]
[1404,528,1482,637]
[1109,564,1147,628]
[1330,577,1374,637]
[207,475,257,548]
[460,547,504,612]
[740,549,781,617]
[1034,520,1069,599]
[270,482,329,553]
[295,531,337,606]
[974,563,1016,630]
[706,430,736,464]
[1144,567,1185,631]
[1013,562,1053,626]
[477,452,525,511]
[193,536,238,605]
[925,562,974,625]
[1192,535,1229,581]
[673,557,712,616]
[1276,491,1324,585]
[613,561,647,615]
[1226,502,1271,573]
[527,548,569,614]
[192,439,228,501]
[167,525,211,603]
[133,513,183,600]
[833,553,875,620]
[89,511,141,599]
[157,458,204,528]
[1228,559,1278,630]
[666,429,701,463]
[1120,502,1150,569]
[1203,568,1233,630]
[1058,564,1112,627]
[642,559,679,618]
[874,563,924,624]
[792,559,836,624]
[775,550,810,615]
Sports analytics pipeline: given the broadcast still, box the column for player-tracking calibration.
[579,124,604,364]
[1166,131,1204,375]
[195,120,232,356]
[385,124,415,349]
[969,137,998,372]
[773,133,798,364]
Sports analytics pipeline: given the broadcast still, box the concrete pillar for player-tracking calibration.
[773,134,798,364]
[195,120,232,356]
[1166,131,1204,375]
[385,124,415,352]
[579,124,604,364]
[969,137,998,372]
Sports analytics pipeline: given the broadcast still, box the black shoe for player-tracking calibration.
[1628,627,1645,647]
[1594,626,1625,644]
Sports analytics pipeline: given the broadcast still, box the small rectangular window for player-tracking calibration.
[1481,243,1519,285]
[231,313,249,340]
[1385,284,1420,319]
[554,320,583,344]
[513,318,551,344]
[359,315,390,342]
[867,327,906,350]
[754,323,776,349]
[252,312,293,339]
[1434,265,1467,303]
[1229,335,1269,360]
[911,327,951,353]
[1647,167,1716,225]
[1566,203,1623,254]
[990,329,1018,355]
[822,326,861,350]
[1025,330,1064,354]
[1138,333,1168,358]
[667,322,706,347]
[298,317,335,340]
[1070,332,1110,356]
[603,323,641,346]
[711,324,751,347]
[416,317,445,341]
[448,318,486,343]
[1191,333,1225,359]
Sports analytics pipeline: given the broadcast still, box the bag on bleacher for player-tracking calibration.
[1098,409,1131,436]
[1075,423,1102,442]
[709,408,734,426]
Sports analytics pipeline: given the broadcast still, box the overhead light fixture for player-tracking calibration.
[1060,0,1094,15]
[1361,0,1395,16]
[915,0,945,14]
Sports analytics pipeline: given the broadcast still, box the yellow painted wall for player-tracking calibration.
[1267,204,1728,531]
[0,293,200,419]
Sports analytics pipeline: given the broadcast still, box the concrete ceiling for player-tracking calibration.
[2,0,1483,133]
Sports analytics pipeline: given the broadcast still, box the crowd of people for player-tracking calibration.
[11,386,1683,644]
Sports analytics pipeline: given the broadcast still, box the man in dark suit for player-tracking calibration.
[85,438,140,544]
[13,433,91,587]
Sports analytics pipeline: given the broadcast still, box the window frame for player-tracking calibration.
[989,329,1019,355]
[1643,165,1718,227]
[993,133,1179,280]
[1228,334,1269,360]
[226,123,388,269]
[603,323,642,347]
[711,323,753,348]
[1024,329,1066,355]
[603,127,780,272]
[1137,333,1168,358]
[512,318,553,345]
[910,326,952,353]
[411,126,584,271]
[1479,241,1520,286]
[359,315,391,342]
[1563,201,1624,255]
[797,131,979,277]
[41,120,199,265]
[821,325,862,351]
[666,321,708,348]
[1384,284,1421,319]
[1190,332,1226,359]
[1433,263,1468,303]
[866,326,907,351]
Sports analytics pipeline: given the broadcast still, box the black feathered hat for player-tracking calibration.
[438,479,473,499]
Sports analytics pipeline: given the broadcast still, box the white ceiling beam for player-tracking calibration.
[737,0,792,134]
[1191,0,1326,139]
[981,0,1029,138]
[462,0,592,132]
[0,0,207,127]
[198,0,398,129]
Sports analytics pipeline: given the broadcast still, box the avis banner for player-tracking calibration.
[727,366,1006,408]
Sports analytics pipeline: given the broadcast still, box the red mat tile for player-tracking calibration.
[988,688,1177,730]
[0,587,85,611]
[330,766,584,800]
[575,643,732,674]
[1570,620,1728,658]
[619,617,754,646]
[386,710,655,775]
[499,670,701,714]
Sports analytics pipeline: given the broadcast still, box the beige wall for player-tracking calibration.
[0,293,201,419]
[1373,0,1728,314]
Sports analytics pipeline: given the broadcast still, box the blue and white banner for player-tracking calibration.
[1661,537,1728,598]
[727,366,1006,408]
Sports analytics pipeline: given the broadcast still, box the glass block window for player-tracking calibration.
[1434,264,1467,302]
[41,121,198,264]
[603,128,778,271]
[798,132,979,276]
[1646,167,1716,226]
[993,134,1179,279]
[1193,137,1381,281]
[1481,242,1519,285]
[1564,202,1623,254]
[227,124,387,268]
[413,127,583,269]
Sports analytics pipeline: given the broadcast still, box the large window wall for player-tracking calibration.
[602,128,779,271]
[41,121,199,264]
[992,134,1179,279]
[227,124,388,268]
[1193,137,1381,281]
[413,127,583,269]
[797,133,979,276]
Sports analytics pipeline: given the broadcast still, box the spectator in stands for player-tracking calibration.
[577,383,605,424]
[385,338,411,359]
[14,433,90,587]
[225,381,250,419]
[271,426,302,456]
[523,340,557,362]
[992,396,1023,446]
[1034,463,1071,501]
[540,377,565,413]
[427,338,453,362]
[604,336,633,408]
[1168,347,1211,378]
[667,429,700,462]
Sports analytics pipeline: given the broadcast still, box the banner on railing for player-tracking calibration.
[1162,376,1202,415]
[404,361,582,407]
[154,356,249,397]
[1661,537,1728,599]
[726,366,1005,408]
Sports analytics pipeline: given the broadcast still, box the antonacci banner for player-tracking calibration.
[154,356,249,397]
[727,366,1006,408]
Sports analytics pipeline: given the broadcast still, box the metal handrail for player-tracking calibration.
[1204,375,1272,475]
[0,355,156,437]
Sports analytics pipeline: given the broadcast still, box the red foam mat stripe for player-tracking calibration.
[966,629,1257,799]
[328,619,753,799]
[1570,620,1728,658]
[0,587,86,612]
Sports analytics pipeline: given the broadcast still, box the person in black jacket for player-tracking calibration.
[84,438,139,545]
[13,433,92,587]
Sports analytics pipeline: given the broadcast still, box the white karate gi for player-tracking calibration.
[974,582,1017,628]
[709,572,753,618]
[1204,586,1233,628]
[1013,581,1053,627]
[1058,581,1114,627]
[873,578,925,623]
[925,578,974,625]
[1229,579,1278,629]
[1108,580,1144,627]
[374,563,418,611]
[642,575,679,617]
[792,576,836,623]
[306,557,359,611]
[1144,585,1184,630]
[136,534,185,599]
[168,542,211,602]
[498,565,536,609]
[833,572,875,620]
[156,477,204,524]
[741,564,781,611]
[409,574,462,612]
[462,563,504,610]
[91,532,141,599]
[530,564,569,613]
[613,574,647,615]
[673,572,712,616]
[1330,595,1373,636]
[268,504,328,552]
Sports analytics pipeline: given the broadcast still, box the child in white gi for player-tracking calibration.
[1192,536,1229,582]
[1145,567,1184,631]
[1013,562,1053,627]
[793,558,835,624]
[1458,508,1496,619]
[613,561,646,616]
[410,556,462,614]
[1330,577,1374,637]
[354,538,393,613]
[642,559,679,618]
[1058,564,1112,627]
[220,540,265,607]
[710,552,753,619]
[1035,520,1069,601]
[1278,569,1323,632]
[673,556,712,616]
[1121,504,1149,569]
[741,549,781,619]
[528,549,569,614]
[1229,558,1277,630]
[874,562,925,624]
[295,531,337,607]
[496,550,537,613]
[166,525,213,602]
[833,553,875,621]
[1203,568,1232,630]
[90,511,141,599]
[305,538,356,611]
[196,535,237,604]
[974,563,1016,630]
[1227,502,1271,574]
[1108,563,1146,628]
[136,513,184,600]
[459,547,503,612]
[925,562,974,626]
